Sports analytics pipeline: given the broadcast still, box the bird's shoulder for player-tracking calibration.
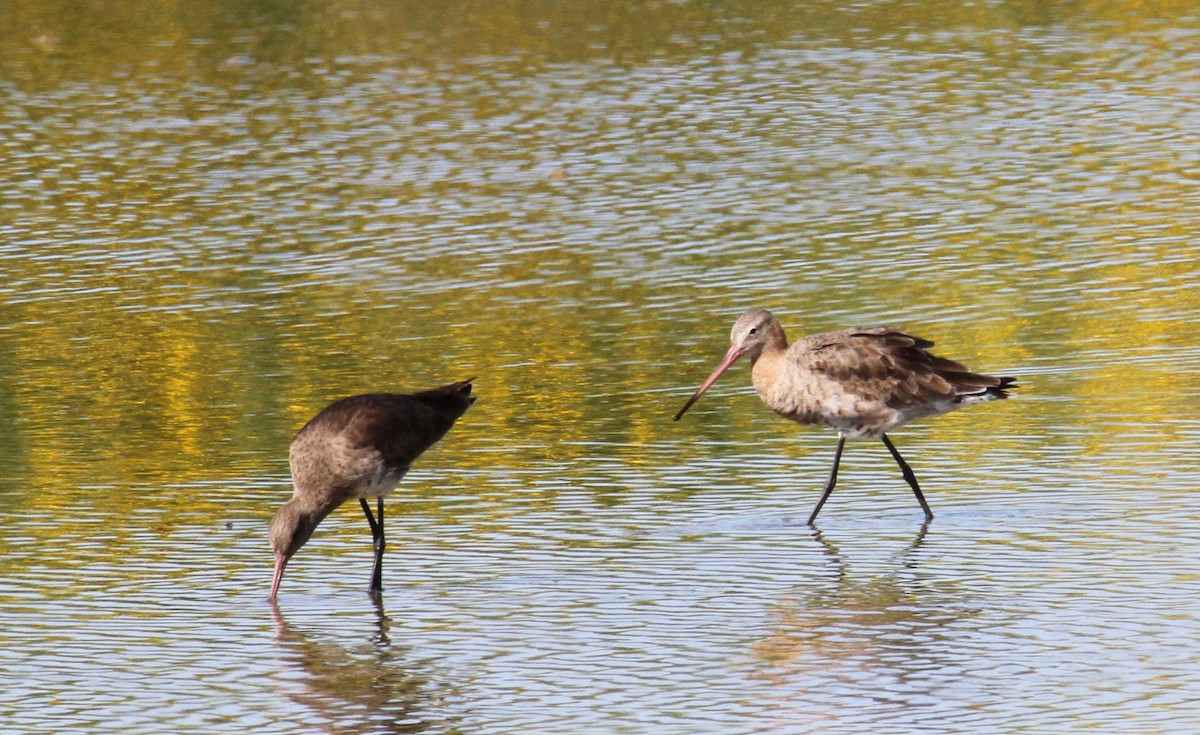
[295,395,425,450]
[790,327,927,368]
[297,393,412,432]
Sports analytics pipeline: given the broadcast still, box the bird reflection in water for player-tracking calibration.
[751,521,976,691]
[270,597,464,734]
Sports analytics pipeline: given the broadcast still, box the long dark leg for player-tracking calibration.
[360,498,386,593]
[880,434,933,521]
[807,435,847,526]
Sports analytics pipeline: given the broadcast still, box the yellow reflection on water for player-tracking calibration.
[2,0,1199,577]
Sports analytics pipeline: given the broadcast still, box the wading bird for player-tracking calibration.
[675,310,1015,524]
[269,380,475,600]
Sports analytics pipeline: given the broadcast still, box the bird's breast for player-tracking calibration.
[753,360,901,437]
[290,431,410,501]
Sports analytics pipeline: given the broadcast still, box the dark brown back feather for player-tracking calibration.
[295,379,475,472]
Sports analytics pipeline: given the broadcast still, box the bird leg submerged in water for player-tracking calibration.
[675,309,1015,523]
[361,498,385,594]
[803,433,933,525]
[880,434,932,521]
[806,435,847,526]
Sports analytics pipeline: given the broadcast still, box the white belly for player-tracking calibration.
[352,462,407,499]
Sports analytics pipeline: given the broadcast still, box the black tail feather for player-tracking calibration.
[986,377,1017,400]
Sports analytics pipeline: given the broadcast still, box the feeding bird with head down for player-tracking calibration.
[269,379,475,600]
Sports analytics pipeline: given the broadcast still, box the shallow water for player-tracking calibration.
[3,1,1200,733]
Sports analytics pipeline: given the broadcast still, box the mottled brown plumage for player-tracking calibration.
[269,379,475,600]
[675,309,1016,523]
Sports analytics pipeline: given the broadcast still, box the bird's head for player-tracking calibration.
[728,308,785,361]
[268,501,320,600]
[674,308,786,421]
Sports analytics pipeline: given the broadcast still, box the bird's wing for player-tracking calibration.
[793,329,961,409]
[338,396,448,469]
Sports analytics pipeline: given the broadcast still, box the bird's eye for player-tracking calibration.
[748,327,758,335]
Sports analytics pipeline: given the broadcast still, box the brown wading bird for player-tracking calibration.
[674,310,1016,524]
[269,380,475,600]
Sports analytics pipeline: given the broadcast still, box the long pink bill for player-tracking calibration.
[269,551,289,601]
[673,345,746,421]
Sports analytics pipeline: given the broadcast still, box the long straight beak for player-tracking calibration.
[269,551,289,601]
[674,344,746,420]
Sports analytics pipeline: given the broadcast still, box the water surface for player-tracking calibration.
[3,1,1200,733]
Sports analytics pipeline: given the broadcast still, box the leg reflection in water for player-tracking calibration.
[269,596,464,733]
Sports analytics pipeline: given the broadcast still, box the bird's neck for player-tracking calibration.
[748,337,786,367]
[283,491,341,524]
[750,344,788,397]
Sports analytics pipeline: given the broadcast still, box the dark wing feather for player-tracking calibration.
[298,380,474,469]
[798,329,1011,409]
